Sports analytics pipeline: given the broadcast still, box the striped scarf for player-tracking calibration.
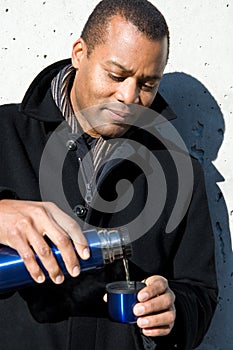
[51,64,79,133]
[51,64,112,174]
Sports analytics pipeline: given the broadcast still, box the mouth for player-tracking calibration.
[106,108,132,123]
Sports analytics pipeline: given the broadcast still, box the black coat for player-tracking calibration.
[0,59,217,350]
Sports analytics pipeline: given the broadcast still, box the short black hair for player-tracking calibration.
[81,0,169,59]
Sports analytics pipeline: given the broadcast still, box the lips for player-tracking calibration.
[107,108,132,122]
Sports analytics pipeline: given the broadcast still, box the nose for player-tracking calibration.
[115,78,140,104]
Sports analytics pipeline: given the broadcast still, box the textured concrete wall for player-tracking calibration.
[0,1,232,349]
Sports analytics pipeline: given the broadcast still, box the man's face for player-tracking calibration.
[71,15,168,138]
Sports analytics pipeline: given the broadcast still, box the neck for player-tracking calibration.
[70,85,99,138]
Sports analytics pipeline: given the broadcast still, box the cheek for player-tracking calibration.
[141,91,158,107]
[93,69,117,98]
[93,79,115,99]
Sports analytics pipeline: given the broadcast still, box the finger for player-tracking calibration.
[6,219,47,284]
[14,233,46,284]
[13,216,65,284]
[29,232,65,284]
[30,203,82,278]
[103,293,108,302]
[134,292,175,316]
[138,276,169,302]
[44,202,90,260]
[137,309,176,336]
[142,324,174,337]
[42,227,81,279]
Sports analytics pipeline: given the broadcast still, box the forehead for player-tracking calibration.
[89,15,168,74]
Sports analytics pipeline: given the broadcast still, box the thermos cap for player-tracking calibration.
[106,281,145,294]
[106,281,146,323]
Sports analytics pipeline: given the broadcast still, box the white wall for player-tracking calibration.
[0,1,232,348]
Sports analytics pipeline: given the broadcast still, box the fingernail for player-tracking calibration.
[134,305,145,316]
[143,329,152,335]
[138,318,149,327]
[72,266,80,277]
[139,292,149,301]
[55,275,64,284]
[83,247,90,259]
[37,275,45,283]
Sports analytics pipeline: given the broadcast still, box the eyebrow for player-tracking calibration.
[105,60,133,73]
[105,60,162,81]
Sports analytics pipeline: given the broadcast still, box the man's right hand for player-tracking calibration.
[0,199,90,284]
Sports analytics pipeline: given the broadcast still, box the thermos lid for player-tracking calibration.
[98,228,132,264]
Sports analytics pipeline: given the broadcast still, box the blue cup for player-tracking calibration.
[106,281,146,323]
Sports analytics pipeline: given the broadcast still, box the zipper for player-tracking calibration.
[85,183,93,206]
[78,157,93,209]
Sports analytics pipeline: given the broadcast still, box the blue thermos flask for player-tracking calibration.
[0,228,131,293]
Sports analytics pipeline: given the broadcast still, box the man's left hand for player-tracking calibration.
[133,275,176,337]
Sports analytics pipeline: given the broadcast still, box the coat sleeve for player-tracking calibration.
[151,160,218,350]
[0,187,18,200]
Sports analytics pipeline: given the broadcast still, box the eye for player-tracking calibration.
[108,73,125,82]
[139,83,158,92]
[139,83,157,92]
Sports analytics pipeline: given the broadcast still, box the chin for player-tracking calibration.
[96,124,130,138]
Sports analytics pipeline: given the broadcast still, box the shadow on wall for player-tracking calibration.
[159,72,233,350]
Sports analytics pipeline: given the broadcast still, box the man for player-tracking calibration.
[0,1,217,349]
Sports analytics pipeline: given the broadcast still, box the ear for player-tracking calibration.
[71,38,87,69]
